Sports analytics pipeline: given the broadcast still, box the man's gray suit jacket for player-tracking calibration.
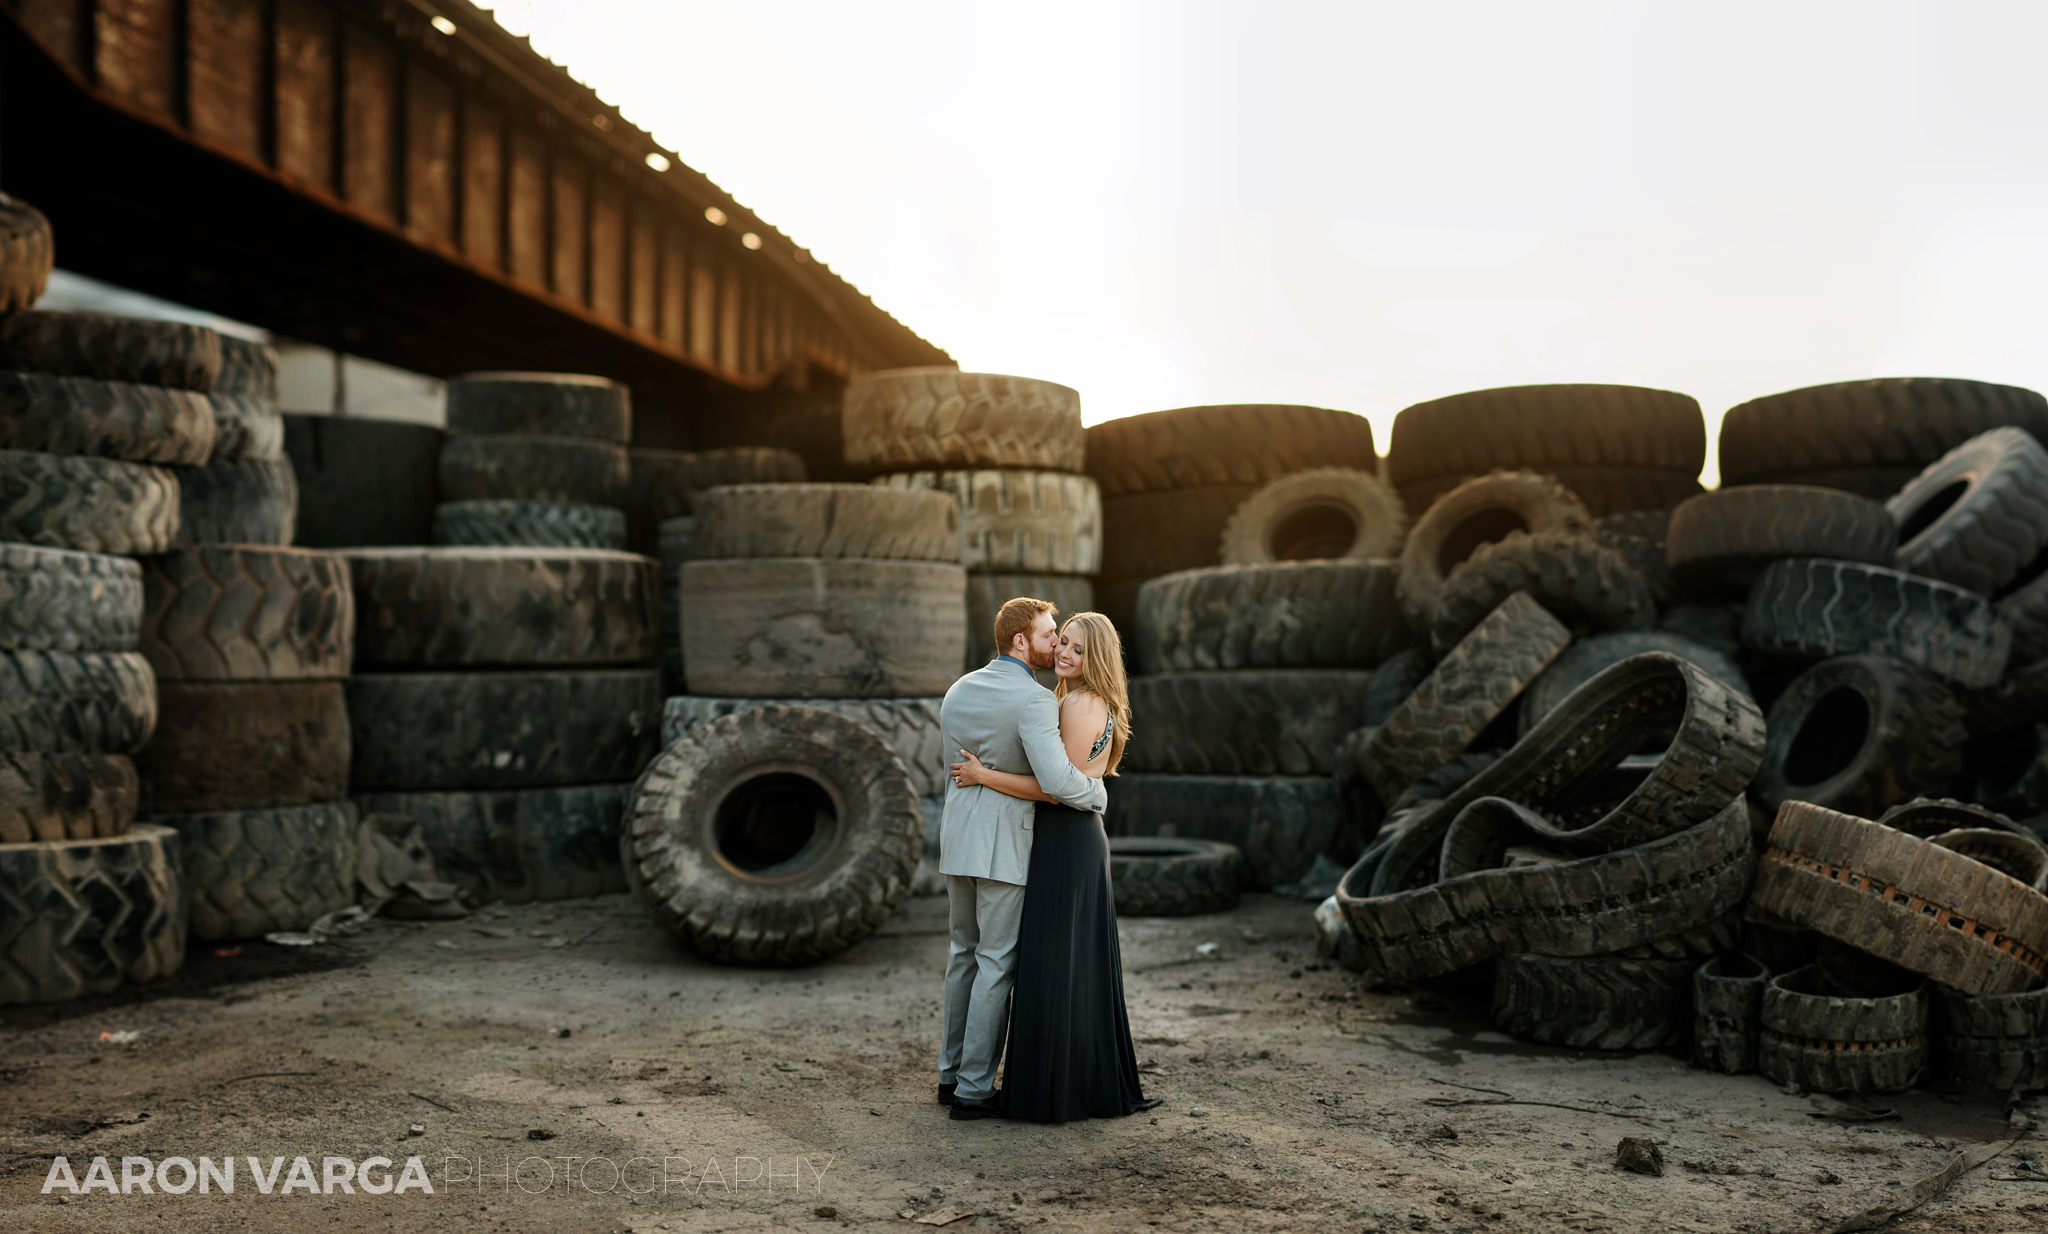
[937,657,1108,885]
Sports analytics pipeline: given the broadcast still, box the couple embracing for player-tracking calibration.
[935,597,1162,1123]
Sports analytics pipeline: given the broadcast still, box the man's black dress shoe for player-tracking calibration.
[937,1082,956,1106]
[949,1096,1003,1121]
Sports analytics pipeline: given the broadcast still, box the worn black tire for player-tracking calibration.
[356,785,631,904]
[1085,404,1376,499]
[1125,670,1378,776]
[658,517,693,673]
[1398,467,1704,520]
[0,450,179,554]
[282,414,443,548]
[682,559,966,698]
[1104,774,1340,890]
[0,650,155,754]
[432,500,627,550]
[628,447,807,525]
[962,574,1093,671]
[0,544,142,653]
[136,681,348,812]
[1741,559,2011,688]
[1218,468,1406,565]
[1370,592,1571,784]
[693,484,961,561]
[1934,985,2048,1091]
[1758,965,1930,1093]
[1719,377,2048,487]
[1098,484,1255,582]
[1876,796,2038,840]
[0,753,138,843]
[170,457,296,545]
[0,373,214,469]
[1886,427,2048,595]
[139,546,354,681]
[1491,952,1693,1050]
[0,193,54,312]
[1395,472,1593,629]
[1518,631,1749,740]
[347,668,660,791]
[844,368,1084,473]
[1597,510,1674,605]
[438,433,629,505]
[206,394,283,462]
[1427,531,1654,656]
[344,547,659,668]
[1753,800,2048,996]
[213,337,278,403]
[662,696,947,798]
[1108,837,1242,916]
[1388,384,1705,488]
[445,372,630,442]
[0,314,225,392]
[1665,486,1897,596]
[1134,560,1414,675]
[1994,563,2048,666]
[0,823,185,1005]
[1752,655,1965,820]
[151,802,358,939]
[625,705,922,965]
[1694,953,1770,1075]
[875,470,1102,573]
[1931,828,2048,893]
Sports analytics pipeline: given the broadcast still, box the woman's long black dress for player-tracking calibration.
[998,713,1156,1123]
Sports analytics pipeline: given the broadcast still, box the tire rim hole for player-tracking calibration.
[713,772,838,878]
[1265,502,1360,561]
[1782,687,1874,787]
[1436,508,1530,576]
[1894,478,1971,547]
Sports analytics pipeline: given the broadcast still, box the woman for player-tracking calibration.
[949,611,1160,1122]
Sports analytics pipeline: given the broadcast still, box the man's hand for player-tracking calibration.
[950,749,989,789]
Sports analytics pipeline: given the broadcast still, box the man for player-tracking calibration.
[936,597,1107,1120]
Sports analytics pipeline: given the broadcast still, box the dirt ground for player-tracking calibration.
[3,891,2044,1234]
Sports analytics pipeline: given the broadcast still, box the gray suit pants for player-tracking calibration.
[940,874,1027,1103]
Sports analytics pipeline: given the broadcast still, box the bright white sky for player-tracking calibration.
[485,1,2048,483]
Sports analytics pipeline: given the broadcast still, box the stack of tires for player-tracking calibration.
[667,482,967,894]
[851,369,1099,670]
[1085,405,1379,642]
[433,373,631,551]
[171,337,297,547]
[343,546,663,904]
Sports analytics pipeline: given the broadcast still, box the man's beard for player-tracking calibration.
[1027,644,1058,670]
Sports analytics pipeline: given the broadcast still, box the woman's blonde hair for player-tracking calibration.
[1054,611,1130,776]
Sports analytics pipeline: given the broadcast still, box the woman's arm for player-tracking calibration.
[950,749,1055,802]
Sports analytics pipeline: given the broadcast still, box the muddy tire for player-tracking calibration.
[202,394,284,462]
[1370,593,1571,784]
[844,368,1084,473]
[1931,828,2048,893]
[346,668,661,792]
[0,823,185,1005]
[1694,953,1770,1074]
[1886,427,2048,595]
[682,559,966,698]
[1753,800,2048,996]
[438,433,629,506]
[1104,774,1340,890]
[1108,837,1242,916]
[1388,384,1705,488]
[0,450,179,554]
[0,650,156,754]
[662,696,947,798]
[1427,531,1654,656]
[625,705,922,965]
[1934,985,2048,1091]
[431,500,626,550]
[1134,560,1413,675]
[0,193,54,312]
[170,457,296,545]
[693,484,961,562]
[1491,951,1694,1050]
[1125,670,1378,776]
[1597,509,1674,605]
[1219,467,1406,566]
[136,681,349,811]
[1665,486,1897,596]
[1758,965,1929,1093]
[1741,559,2011,688]
[1876,796,2038,839]
[875,470,1101,573]
[344,547,659,668]
[152,802,358,940]
[1397,467,1703,520]
[282,414,443,548]
[1098,484,1254,582]
[1750,656,1968,821]
[1719,377,2048,487]
[1085,404,1375,498]
[0,372,215,465]
[356,785,631,904]
[213,337,278,403]
[139,546,354,681]
[962,574,1093,670]
[445,372,630,442]
[0,544,142,653]
[1395,471,1593,628]
[0,753,138,843]
[628,447,806,522]
[1518,631,1749,739]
